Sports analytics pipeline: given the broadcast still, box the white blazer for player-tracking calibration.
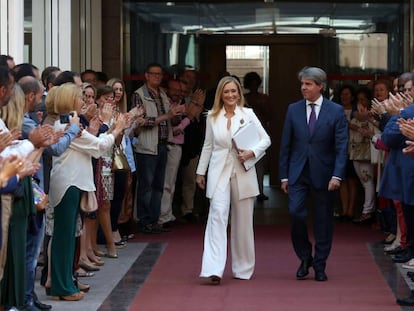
[196,106,271,200]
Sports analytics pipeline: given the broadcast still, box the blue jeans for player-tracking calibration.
[136,144,168,227]
[25,213,45,304]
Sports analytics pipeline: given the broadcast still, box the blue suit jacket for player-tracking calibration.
[279,98,348,189]
[381,105,414,205]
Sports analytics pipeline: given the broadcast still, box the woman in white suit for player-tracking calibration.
[196,76,271,284]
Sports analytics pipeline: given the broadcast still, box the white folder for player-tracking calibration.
[232,121,265,171]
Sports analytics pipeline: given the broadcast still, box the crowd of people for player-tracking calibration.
[0,56,232,311]
[322,70,414,306]
[4,51,414,308]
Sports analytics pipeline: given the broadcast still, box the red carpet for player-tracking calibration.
[129,223,400,311]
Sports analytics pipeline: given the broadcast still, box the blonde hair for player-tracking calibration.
[0,84,25,129]
[54,83,82,114]
[107,78,127,113]
[210,76,245,120]
[45,86,59,115]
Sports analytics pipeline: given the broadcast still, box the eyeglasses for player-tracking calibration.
[147,72,163,77]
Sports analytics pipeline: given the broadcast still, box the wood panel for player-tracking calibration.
[268,39,321,185]
[198,34,323,186]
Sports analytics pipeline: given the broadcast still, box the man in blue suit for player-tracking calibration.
[279,67,348,282]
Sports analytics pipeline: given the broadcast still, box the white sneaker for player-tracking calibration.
[402,258,414,269]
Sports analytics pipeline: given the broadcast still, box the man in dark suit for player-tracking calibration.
[279,67,348,282]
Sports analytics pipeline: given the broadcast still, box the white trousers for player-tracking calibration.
[353,160,375,214]
[159,144,182,224]
[200,173,255,279]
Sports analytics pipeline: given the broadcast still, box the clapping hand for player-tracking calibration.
[135,116,146,127]
[113,113,127,131]
[385,93,412,115]
[168,104,184,118]
[29,124,60,148]
[187,101,204,121]
[399,118,414,140]
[0,130,16,153]
[100,103,114,124]
[129,105,145,119]
[370,98,386,119]
[83,104,98,122]
[358,125,374,138]
[9,128,22,141]
[87,115,102,136]
[0,155,23,187]
[18,158,41,178]
[122,113,133,129]
[191,89,206,106]
[403,140,414,156]
[0,155,41,187]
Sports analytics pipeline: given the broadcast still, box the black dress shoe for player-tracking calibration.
[33,300,52,310]
[24,304,41,311]
[397,293,414,306]
[139,224,161,234]
[385,246,405,255]
[296,258,313,279]
[392,251,413,263]
[314,271,328,282]
[256,194,269,201]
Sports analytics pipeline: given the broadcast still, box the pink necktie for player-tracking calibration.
[308,103,316,135]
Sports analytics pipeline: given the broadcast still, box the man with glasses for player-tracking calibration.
[131,63,183,234]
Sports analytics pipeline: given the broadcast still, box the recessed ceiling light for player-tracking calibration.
[166,2,175,6]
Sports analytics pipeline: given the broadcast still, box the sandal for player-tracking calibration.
[91,257,105,266]
[75,268,95,277]
[115,240,127,249]
[93,248,105,257]
[383,233,396,244]
[53,292,84,301]
[79,261,100,272]
[74,279,90,293]
[104,252,118,259]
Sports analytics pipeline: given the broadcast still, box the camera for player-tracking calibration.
[60,112,74,124]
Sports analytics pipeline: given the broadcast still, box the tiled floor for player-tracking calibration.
[35,243,149,311]
[33,184,414,310]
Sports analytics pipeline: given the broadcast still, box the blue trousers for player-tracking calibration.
[25,213,45,305]
[136,144,168,227]
[288,165,335,273]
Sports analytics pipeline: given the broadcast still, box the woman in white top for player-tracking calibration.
[196,76,270,284]
[48,83,125,301]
